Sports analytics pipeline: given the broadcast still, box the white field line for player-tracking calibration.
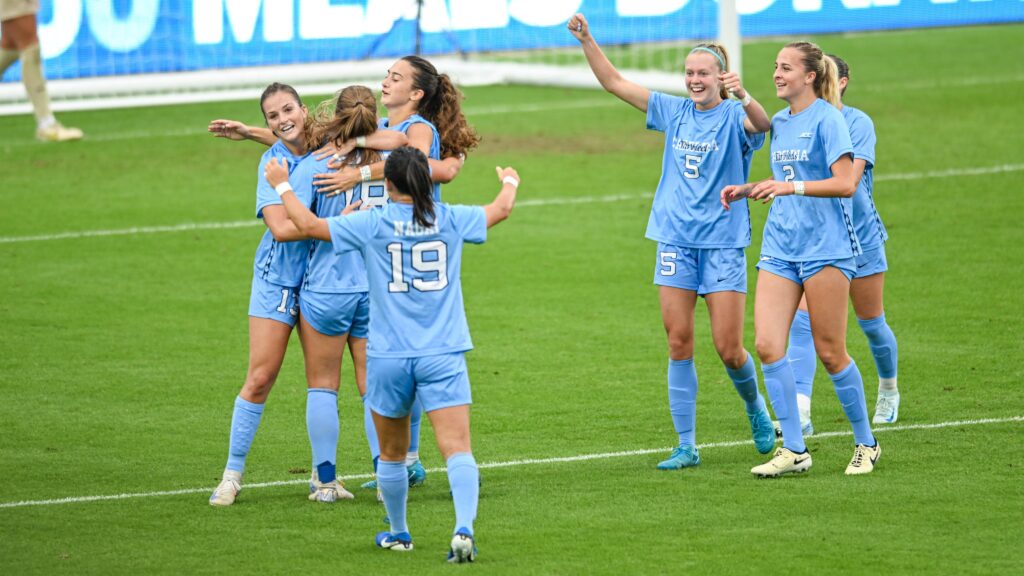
[0,415,1020,510]
[2,162,1023,246]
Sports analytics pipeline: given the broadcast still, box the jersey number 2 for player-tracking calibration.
[387,241,448,293]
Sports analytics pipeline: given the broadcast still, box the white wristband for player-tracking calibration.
[359,165,372,182]
[275,182,293,196]
[793,180,806,196]
[502,175,519,189]
[355,135,367,147]
[740,92,752,106]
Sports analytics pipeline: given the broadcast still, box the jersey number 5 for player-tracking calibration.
[684,154,701,179]
[387,241,448,293]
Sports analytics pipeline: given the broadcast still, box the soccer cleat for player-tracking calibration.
[309,480,355,502]
[376,531,414,552]
[209,470,242,506]
[748,407,777,454]
[845,442,881,475]
[447,528,477,563]
[656,445,701,470]
[751,447,812,478]
[407,460,427,487]
[36,123,83,142]
[873,391,900,424]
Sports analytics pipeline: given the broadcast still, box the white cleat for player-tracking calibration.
[309,471,355,502]
[751,447,812,478]
[209,470,242,506]
[873,391,900,424]
[845,442,881,475]
[36,123,83,142]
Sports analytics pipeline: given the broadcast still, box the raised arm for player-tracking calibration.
[208,119,276,147]
[568,13,650,112]
[485,166,520,228]
[263,158,331,241]
[719,72,771,133]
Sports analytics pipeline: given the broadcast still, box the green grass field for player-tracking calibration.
[1,24,1023,574]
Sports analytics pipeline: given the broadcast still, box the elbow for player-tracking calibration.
[754,119,771,133]
[840,181,857,198]
[269,227,291,242]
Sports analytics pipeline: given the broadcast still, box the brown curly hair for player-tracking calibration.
[401,55,481,159]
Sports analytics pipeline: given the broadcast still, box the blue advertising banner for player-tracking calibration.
[3,0,1022,81]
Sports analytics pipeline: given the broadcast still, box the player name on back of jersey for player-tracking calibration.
[672,138,719,153]
[394,221,440,237]
[771,149,810,163]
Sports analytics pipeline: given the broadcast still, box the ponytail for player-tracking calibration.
[384,146,435,228]
[310,85,381,167]
[401,55,481,159]
[786,41,840,106]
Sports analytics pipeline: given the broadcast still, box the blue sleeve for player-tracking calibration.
[848,113,876,169]
[328,211,373,254]
[255,154,281,218]
[451,205,487,244]
[646,91,677,133]
[821,108,854,169]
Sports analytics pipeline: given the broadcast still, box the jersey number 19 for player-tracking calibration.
[387,241,448,293]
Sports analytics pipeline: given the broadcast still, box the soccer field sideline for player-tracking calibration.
[1,161,1022,245]
[2,415,1020,511]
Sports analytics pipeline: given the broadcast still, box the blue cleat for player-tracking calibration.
[407,460,426,487]
[748,407,777,454]
[447,528,477,563]
[656,445,701,470]
[376,531,413,552]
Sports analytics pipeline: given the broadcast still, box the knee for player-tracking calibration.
[815,347,848,374]
[755,336,784,365]
[716,343,747,370]
[243,368,278,399]
[665,330,694,361]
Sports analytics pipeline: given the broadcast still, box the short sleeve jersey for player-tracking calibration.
[295,154,369,294]
[842,105,888,250]
[327,202,487,358]
[381,114,443,201]
[761,98,860,262]
[253,141,314,286]
[645,93,765,248]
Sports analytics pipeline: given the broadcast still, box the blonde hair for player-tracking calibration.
[310,85,381,167]
[785,41,840,107]
[690,42,731,100]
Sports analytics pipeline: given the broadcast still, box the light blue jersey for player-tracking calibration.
[646,93,765,249]
[253,141,314,286]
[843,105,888,251]
[327,202,487,358]
[761,98,860,262]
[381,115,442,200]
[295,155,369,294]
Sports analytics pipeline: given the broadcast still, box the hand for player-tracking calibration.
[208,119,252,141]
[314,165,359,196]
[719,184,750,210]
[314,139,356,162]
[719,72,746,99]
[341,199,363,216]
[496,165,520,185]
[264,158,289,187]
[567,13,590,41]
[749,180,795,203]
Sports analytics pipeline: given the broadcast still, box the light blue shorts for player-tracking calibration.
[654,244,747,296]
[366,353,471,418]
[299,290,369,338]
[248,276,300,326]
[853,244,888,279]
[757,255,857,285]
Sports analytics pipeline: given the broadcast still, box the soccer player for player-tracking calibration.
[266,145,518,562]
[785,54,899,434]
[721,42,881,476]
[568,13,776,470]
[207,83,317,506]
[0,0,82,141]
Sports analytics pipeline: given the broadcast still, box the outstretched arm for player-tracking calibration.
[568,13,650,112]
[208,119,276,147]
[313,129,410,160]
[485,166,520,228]
[264,158,331,241]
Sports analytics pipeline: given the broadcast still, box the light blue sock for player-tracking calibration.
[226,396,265,473]
[408,397,423,455]
[762,357,806,453]
[787,309,817,399]
[667,358,698,448]
[446,452,479,536]
[857,314,898,380]
[725,351,765,414]
[361,395,381,467]
[378,460,409,535]
[831,359,876,446]
[306,388,338,483]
